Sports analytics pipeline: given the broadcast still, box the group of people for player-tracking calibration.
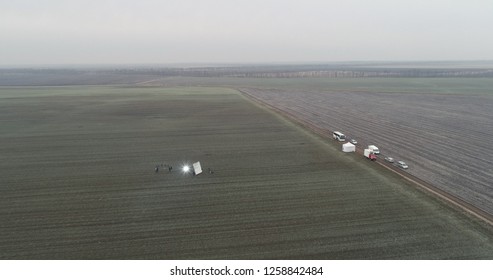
[155,163,172,173]
[154,164,214,175]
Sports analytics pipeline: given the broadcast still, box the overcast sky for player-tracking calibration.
[1,0,493,65]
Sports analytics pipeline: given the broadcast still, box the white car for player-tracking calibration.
[396,161,408,169]
[384,157,394,163]
[350,139,357,145]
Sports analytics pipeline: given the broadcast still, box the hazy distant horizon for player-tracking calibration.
[2,0,493,66]
[2,60,493,70]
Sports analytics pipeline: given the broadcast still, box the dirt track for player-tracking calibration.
[239,87,493,219]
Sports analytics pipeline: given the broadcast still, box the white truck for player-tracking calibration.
[368,145,380,155]
[364,149,377,161]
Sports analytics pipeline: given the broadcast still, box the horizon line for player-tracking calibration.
[2,60,493,69]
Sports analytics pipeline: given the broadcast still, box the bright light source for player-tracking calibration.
[182,165,190,173]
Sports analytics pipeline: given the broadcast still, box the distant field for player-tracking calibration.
[139,76,493,95]
[2,62,492,86]
[1,86,492,259]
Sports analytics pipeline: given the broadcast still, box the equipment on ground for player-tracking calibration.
[192,161,202,175]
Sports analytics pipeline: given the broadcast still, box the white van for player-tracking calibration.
[333,131,346,142]
[368,145,380,155]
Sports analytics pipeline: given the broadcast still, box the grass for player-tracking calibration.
[0,86,492,259]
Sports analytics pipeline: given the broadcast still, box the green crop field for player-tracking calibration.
[1,86,492,259]
[139,76,493,95]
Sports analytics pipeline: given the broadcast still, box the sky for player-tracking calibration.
[1,0,493,65]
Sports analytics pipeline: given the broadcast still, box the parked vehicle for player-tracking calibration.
[384,157,394,163]
[350,139,357,145]
[396,161,408,169]
[368,145,380,155]
[364,149,377,161]
[333,131,346,142]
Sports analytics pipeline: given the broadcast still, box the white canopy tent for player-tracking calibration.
[342,142,356,153]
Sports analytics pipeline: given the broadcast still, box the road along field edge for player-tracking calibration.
[237,88,493,228]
